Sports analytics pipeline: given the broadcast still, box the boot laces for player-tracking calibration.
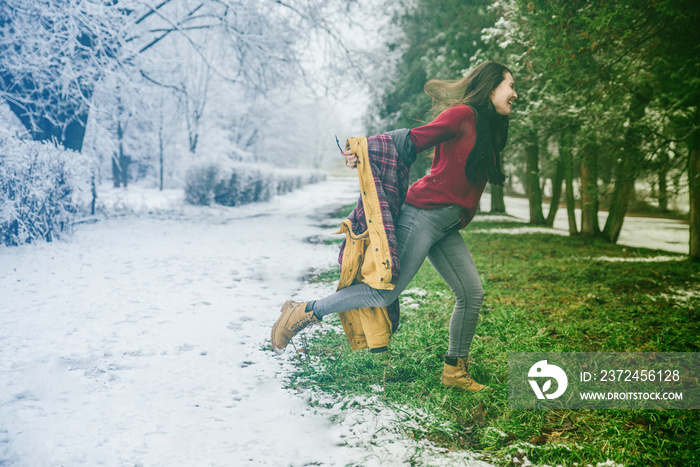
[291,313,313,332]
[458,358,472,379]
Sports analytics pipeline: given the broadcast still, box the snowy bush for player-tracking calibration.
[0,128,89,246]
[214,165,272,206]
[184,162,220,206]
[184,161,326,207]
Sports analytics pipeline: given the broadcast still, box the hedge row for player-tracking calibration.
[184,161,326,207]
[0,136,327,246]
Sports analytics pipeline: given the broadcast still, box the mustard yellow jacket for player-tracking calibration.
[335,135,411,352]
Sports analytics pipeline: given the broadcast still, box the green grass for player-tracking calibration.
[289,217,700,466]
[329,201,357,220]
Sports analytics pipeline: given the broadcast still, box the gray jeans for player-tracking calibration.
[314,203,484,358]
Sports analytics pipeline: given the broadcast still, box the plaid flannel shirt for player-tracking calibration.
[338,133,412,332]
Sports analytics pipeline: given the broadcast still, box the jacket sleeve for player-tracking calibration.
[386,129,417,168]
[408,105,475,153]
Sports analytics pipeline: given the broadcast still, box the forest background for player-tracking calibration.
[364,0,699,261]
[1,0,698,259]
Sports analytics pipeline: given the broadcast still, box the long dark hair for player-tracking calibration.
[424,61,511,185]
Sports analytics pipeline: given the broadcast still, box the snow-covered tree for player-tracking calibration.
[0,0,361,161]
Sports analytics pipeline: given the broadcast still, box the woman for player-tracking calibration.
[271,61,517,392]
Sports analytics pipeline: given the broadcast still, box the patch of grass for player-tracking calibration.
[289,221,700,466]
[466,219,528,230]
[307,267,341,284]
[323,237,344,245]
[329,202,357,220]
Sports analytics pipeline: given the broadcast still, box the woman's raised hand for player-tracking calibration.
[343,151,358,169]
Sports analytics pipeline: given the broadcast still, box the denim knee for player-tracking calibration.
[373,288,400,308]
[454,285,484,309]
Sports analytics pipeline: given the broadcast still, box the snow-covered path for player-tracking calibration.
[1,178,494,467]
[1,179,352,465]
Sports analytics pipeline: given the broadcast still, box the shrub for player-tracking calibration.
[214,164,273,206]
[0,128,88,246]
[184,162,220,206]
[185,160,326,207]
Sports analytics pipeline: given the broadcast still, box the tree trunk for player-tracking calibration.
[112,156,122,188]
[602,88,652,243]
[491,185,506,213]
[657,150,669,212]
[121,156,131,187]
[561,128,578,235]
[690,106,700,262]
[525,131,546,224]
[159,119,165,191]
[580,140,600,236]
[91,174,97,216]
[546,158,565,227]
[112,155,131,188]
[189,131,199,155]
[112,120,130,188]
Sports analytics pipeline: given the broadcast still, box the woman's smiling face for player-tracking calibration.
[490,72,517,116]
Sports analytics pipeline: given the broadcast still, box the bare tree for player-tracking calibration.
[0,0,359,154]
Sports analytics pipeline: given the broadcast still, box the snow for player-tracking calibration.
[469,226,568,236]
[479,194,689,255]
[1,177,494,466]
[591,256,684,263]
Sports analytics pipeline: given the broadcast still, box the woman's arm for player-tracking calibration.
[408,105,474,153]
[343,105,473,169]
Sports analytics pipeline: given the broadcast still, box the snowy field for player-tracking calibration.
[0,177,495,467]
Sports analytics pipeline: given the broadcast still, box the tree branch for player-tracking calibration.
[134,0,177,25]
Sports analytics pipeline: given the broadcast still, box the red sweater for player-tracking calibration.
[405,105,487,228]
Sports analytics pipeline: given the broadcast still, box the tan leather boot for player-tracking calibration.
[271,300,319,354]
[441,356,488,392]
